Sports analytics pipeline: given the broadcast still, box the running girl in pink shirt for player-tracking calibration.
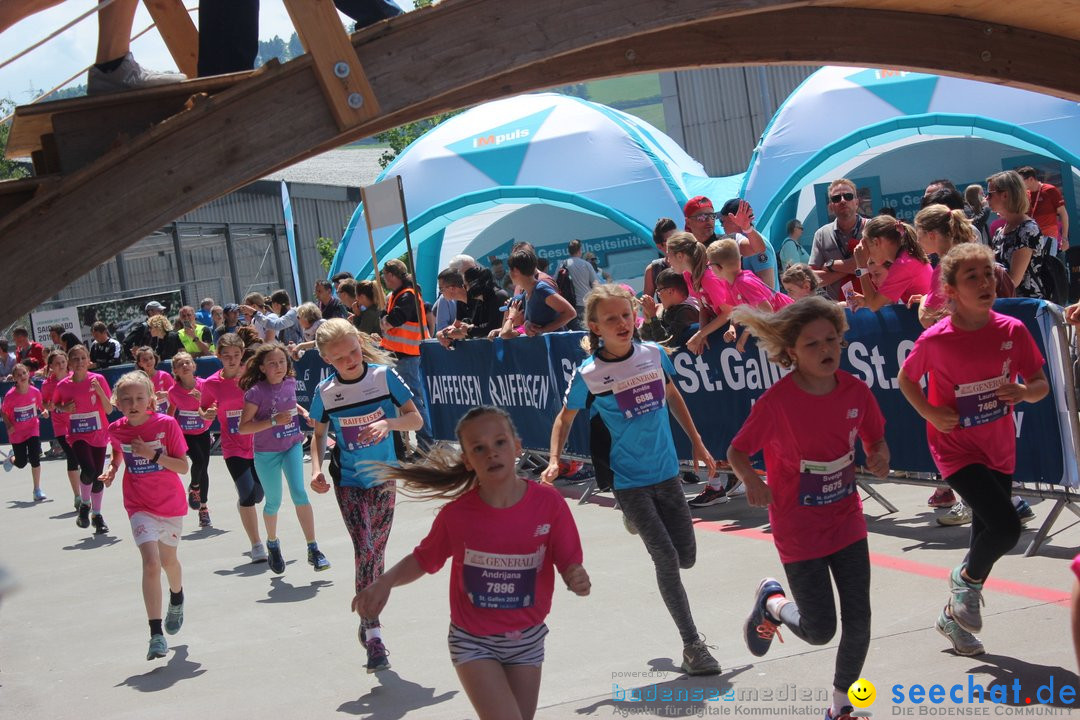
[355,406,589,720]
[899,242,1048,657]
[101,371,189,662]
[727,296,890,720]
[42,349,81,508]
[54,345,113,534]
[2,363,48,501]
[168,352,216,528]
[135,346,174,414]
[849,216,932,311]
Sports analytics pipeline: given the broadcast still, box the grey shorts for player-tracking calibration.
[447,623,548,667]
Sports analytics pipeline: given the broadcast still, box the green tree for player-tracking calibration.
[374,111,461,169]
[287,32,305,59]
[316,236,338,272]
[1,99,29,180]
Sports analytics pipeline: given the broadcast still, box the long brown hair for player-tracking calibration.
[665,232,707,293]
[238,342,295,391]
[732,296,847,369]
[863,215,929,264]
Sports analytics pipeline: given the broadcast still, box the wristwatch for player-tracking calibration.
[271,416,278,427]
[825,259,836,271]
[151,448,163,464]
[854,267,868,278]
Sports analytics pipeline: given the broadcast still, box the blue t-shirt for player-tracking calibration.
[309,363,413,488]
[564,342,679,490]
[740,232,778,288]
[525,281,563,330]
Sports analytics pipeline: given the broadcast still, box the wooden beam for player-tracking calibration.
[142,0,199,78]
[282,0,380,130]
[4,0,1080,324]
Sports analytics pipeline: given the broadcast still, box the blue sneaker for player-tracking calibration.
[948,565,984,633]
[33,487,47,502]
[936,604,985,656]
[744,578,785,657]
[165,601,184,635]
[147,634,168,661]
[364,636,391,673]
[307,547,330,572]
[267,540,286,574]
[1013,497,1036,525]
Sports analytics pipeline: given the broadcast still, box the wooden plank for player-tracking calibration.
[142,0,199,78]
[0,175,58,219]
[3,0,1080,324]
[283,0,380,130]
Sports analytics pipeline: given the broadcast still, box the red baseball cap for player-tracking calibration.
[683,196,713,218]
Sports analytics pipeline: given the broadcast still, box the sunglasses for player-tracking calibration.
[690,212,716,222]
[830,192,856,203]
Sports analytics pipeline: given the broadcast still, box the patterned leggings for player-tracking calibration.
[334,481,396,631]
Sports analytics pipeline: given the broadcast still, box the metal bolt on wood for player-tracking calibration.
[334,62,350,78]
[347,92,365,109]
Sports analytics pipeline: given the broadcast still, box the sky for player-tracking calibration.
[0,0,414,104]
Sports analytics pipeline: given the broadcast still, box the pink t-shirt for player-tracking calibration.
[730,371,885,564]
[54,373,112,447]
[201,370,253,459]
[3,386,43,443]
[684,269,792,315]
[168,377,211,435]
[901,311,1044,478]
[923,265,947,313]
[412,481,584,636]
[108,413,188,518]
[1072,553,1080,582]
[42,374,69,437]
[876,251,932,303]
[149,370,175,414]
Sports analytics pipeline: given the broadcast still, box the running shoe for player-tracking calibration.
[364,636,391,673]
[825,706,856,720]
[165,601,184,635]
[33,487,47,502]
[681,636,721,676]
[267,540,286,574]
[187,486,200,510]
[308,547,331,572]
[947,565,984,633]
[723,476,746,497]
[250,542,268,564]
[688,486,729,508]
[680,470,701,484]
[928,487,957,508]
[147,633,168,661]
[76,503,91,529]
[91,513,109,535]
[87,53,186,95]
[198,508,211,528]
[937,502,972,526]
[744,578,786,657]
[2,453,12,472]
[935,604,985,656]
[1013,498,1036,525]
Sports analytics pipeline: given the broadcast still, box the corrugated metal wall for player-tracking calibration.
[661,66,819,177]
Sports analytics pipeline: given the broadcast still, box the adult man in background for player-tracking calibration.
[88,322,123,369]
[719,198,777,288]
[558,239,600,330]
[1018,166,1069,252]
[315,280,350,321]
[809,178,867,300]
[177,305,215,357]
[123,300,165,360]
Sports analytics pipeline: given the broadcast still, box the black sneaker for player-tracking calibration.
[680,470,701,484]
[681,636,721,676]
[187,486,200,510]
[688,486,729,508]
[267,540,286,574]
[744,578,785,657]
[308,547,331,572]
[364,636,391,673]
[76,503,91,528]
[91,513,109,535]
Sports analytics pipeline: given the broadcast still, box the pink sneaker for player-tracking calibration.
[928,488,956,508]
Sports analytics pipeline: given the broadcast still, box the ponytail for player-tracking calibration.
[666,233,707,293]
[863,215,928,264]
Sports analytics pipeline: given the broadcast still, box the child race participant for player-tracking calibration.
[355,406,590,720]
[308,319,424,673]
[2,363,48,501]
[542,284,721,676]
[706,237,794,352]
[201,333,269,562]
[848,216,932,312]
[54,345,113,534]
[42,349,82,508]
[168,352,216,528]
[135,346,174,414]
[238,343,329,574]
[898,243,1048,656]
[725,296,890,720]
[100,371,190,661]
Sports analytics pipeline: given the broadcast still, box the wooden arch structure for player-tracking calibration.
[4,0,1080,324]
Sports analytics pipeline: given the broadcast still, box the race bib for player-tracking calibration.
[462,547,542,610]
[273,407,300,439]
[339,409,386,451]
[157,400,169,413]
[177,410,205,432]
[799,451,856,507]
[13,404,36,423]
[225,409,242,435]
[69,412,101,434]
[955,376,1008,428]
[121,440,163,475]
[613,369,665,419]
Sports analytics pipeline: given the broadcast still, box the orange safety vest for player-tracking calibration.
[381,286,428,356]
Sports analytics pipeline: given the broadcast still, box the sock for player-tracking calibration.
[365,626,382,641]
[307,541,318,552]
[267,537,279,545]
[95,56,126,73]
[170,589,184,606]
[90,489,103,513]
[149,619,163,637]
[831,688,849,716]
[707,473,724,491]
[79,485,92,503]
[765,595,787,622]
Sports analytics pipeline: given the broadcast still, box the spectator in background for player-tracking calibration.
[988,170,1043,297]
[314,279,350,321]
[781,263,829,300]
[215,304,242,342]
[559,239,601,331]
[877,207,897,218]
[330,271,354,289]
[48,324,82,352]
[210,305,224,332]
[643,217,678,299]
[501,249,576,338]
[122,300,164,361]
[583,252,613,283]
[719,198,777,289]
[0,339,16,380]
[12,327,45,373]
[337,279,383,336]
[263,290,303,345]
[1018,166,1069,252]
[639,269,699,348]
[448,266,508,341]
[380,259,434,450]
[147,315,182,361]
[778,219,808,271]
[177,305,215,357]
[195,298,216,328]
[684,196,720,245]
[921,186,965,212]
[489,256,513,293]
[809,178,867,300]
[88,322,123,369]
[241,292,271,340]
[432,269,469,333]
[287,303,325,360]
[965,184,992,245]
[535,256,550,274]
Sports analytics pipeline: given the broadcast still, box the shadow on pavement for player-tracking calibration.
[7,499,43,509]
[256,576,333,604]
[116,645,206,692]
[49,510,79,520]
[575,660,748,717]
[964,654,1080,708]
[337,670,457,718]
[214,560,269,578]
[63,534,122,551]
[182,526,229,541]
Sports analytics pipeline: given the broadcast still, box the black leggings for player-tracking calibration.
[945,464,1021,581]
[57,436,79,472]
[778,538,871,692]
[185,431,212,505]
[12,437,41,468]
[225,456,264,507]
[71,441,106,492]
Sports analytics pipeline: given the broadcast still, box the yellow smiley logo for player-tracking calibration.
[848,678,876,708]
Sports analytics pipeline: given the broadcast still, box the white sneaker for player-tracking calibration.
[250,543,268,563]
[937,502,972,526]
[724,476,746,497]
[88,53,186,95]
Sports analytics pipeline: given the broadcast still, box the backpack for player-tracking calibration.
[555,260,577,307]
[1019,237,1069,306]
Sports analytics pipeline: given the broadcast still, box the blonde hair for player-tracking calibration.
[170,351,195,377]
[665,232,707,293]
[940,242,996,288]
[780,263,819,291]
[148,315,172,334]
[706,237,740,267]
[731,296,847,368]
[111,370,155,406]
[987,170,1029,215]
[314,318,395,366]
[375,407,518,502]
[296,302,322,326]
[578,284,637,355]
[914,204,975,254]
